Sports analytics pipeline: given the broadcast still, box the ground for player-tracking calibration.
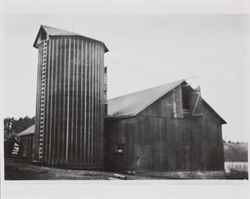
[5,158,248,180]
[4,158,151,180]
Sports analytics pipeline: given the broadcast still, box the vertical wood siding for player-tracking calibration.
[34,36,106,168]
[105,85,224,172]
[105,118,137,172]
[19,135,35,160]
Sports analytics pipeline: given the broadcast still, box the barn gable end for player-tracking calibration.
[105,80,226,172]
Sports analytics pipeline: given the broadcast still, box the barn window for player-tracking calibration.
[115,143,124,154]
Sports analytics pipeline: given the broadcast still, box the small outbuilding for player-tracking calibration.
[18,125,35,160]
[105,79,226,173]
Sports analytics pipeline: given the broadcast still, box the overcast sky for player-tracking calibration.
[1,14,249,142]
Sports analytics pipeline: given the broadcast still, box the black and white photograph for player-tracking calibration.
[1,1,250,199]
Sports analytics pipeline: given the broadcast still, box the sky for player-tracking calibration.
[1,14,249,142]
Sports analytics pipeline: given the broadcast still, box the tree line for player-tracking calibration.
[4,116,35,139]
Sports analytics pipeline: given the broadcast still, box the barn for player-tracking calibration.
[105,79,226,173]
[13,25,227,175]
[18,125,35,160]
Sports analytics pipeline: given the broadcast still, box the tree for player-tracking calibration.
[4,116,35,157]
[4,117,15,140]
[4,116,35,136]
[12,116,35,133]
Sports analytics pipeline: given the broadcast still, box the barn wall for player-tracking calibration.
[116,87,223,171]
[136,111,224,170]
[134,86,224,172]
[104,117,137,172]
[105,116,204,172]
[135,116,168,171]
[35,36,106,168]
[106,85,224,172]
[134,84,185,171]
[201,104,225,170]
[19,135,35,160]
[135,115,205,171]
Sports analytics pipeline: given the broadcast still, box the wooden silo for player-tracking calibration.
[33,25,108,168]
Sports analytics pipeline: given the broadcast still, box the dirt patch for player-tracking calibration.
[136,170,227,179]
[4,158,149,180]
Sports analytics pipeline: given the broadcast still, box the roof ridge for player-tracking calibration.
[41,24,78,35]
[109,79,185,101]
[18,124,35,137]
[108,79,185,118]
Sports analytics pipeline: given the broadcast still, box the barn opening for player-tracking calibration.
[182,84,191,115]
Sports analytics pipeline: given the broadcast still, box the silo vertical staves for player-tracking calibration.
[33,25,108,168]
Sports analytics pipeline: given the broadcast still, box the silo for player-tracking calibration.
[33,25,108,168]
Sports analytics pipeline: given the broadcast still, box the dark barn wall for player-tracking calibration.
[135,86,183,171]
[34,36,106,168]
[135,116,206,171]
[19,135,35,159]
[106,85,224,172]
[105,117,137,172]
[201,104,224,170]
[135,116,168,171]
[136,89,224,171]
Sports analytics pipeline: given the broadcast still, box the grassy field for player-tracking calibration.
[224,143,248,162]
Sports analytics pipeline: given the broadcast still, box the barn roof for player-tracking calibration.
[108,79,185,119]
[33,25,109,52]
[18,124,35,137]
[108,79,226,123]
